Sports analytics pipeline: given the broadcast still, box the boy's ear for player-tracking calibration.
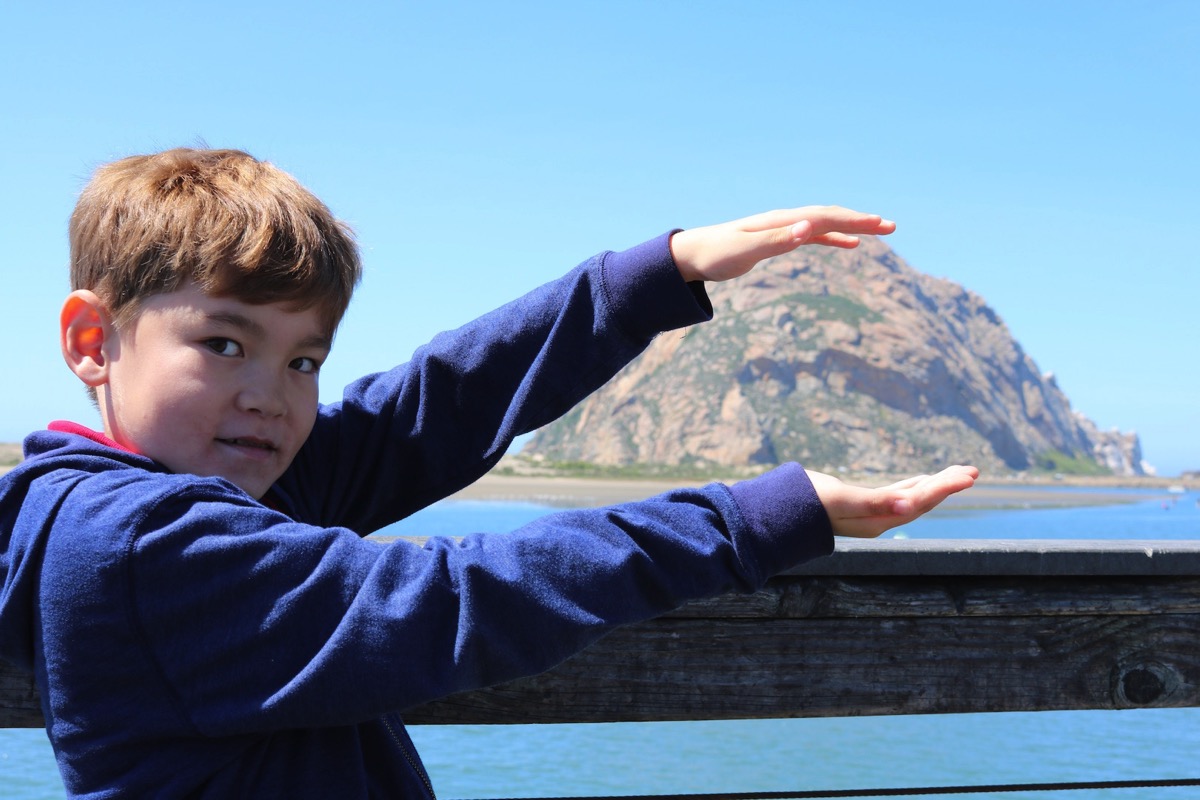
[60,290,115,387]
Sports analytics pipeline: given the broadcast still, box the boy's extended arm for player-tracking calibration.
[279,233,711,531]
[20,430,974,775]
[279,206,897,533]
[98,462,971,735]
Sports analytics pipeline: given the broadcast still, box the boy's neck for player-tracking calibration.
[48,420,139,455]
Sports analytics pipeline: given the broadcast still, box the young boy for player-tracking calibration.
[0,148,976,798]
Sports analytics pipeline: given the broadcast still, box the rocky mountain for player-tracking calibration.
[526,237,1147,476]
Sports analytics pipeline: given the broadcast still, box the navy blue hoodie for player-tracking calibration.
[0,234,833,798]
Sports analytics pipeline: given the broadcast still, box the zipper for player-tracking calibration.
[383,714,437,799]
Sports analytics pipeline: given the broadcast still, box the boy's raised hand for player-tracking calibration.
[806,465,980,539]
[670,206,897,284]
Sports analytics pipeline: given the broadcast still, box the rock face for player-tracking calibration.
[527,237,1147,476]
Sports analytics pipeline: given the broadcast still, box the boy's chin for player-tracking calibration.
[178,464,282,501]
[230,474,281,501]
[170,450,291,499]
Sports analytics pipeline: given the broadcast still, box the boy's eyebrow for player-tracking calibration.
[206,311,333,351]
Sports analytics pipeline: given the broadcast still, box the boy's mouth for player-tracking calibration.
[216,437,278,453]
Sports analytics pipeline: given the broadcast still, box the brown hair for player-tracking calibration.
[69,148,361,334]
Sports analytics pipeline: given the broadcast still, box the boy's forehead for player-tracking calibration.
[136,283,336,346]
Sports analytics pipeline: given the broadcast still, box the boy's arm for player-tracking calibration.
[280,206,896,532]
[72,467,828,736]
[110,462,973,736]
[280,233,711,530]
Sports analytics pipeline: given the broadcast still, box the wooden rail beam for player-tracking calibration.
[4,540,1200,727]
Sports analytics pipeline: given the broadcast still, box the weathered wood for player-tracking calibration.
[670,575,1200,619]
[790,538,1200,577]
[0,665,43,727]
[407,576,1200,724]
[4,540,1200,728]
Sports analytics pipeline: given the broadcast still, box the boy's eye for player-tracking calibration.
[290,356,321,375]
[204,338,243,357]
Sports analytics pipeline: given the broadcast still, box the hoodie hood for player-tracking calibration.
[0,429,162,671]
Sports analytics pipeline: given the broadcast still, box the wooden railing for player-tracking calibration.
[3,539,1199,728]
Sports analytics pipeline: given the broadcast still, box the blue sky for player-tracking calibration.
[2,1,1197,475]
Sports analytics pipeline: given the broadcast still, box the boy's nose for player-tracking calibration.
[236,379,288,417]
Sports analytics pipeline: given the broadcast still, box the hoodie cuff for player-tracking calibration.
[601,230,713,340]
[728,462,835,580]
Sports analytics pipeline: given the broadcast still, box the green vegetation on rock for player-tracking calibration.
[1032,449,1112,476]
[779,293,882,326]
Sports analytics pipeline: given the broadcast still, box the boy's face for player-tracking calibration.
[95,283,332,499]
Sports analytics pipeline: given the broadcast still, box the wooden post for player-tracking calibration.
[3,540,1199,727]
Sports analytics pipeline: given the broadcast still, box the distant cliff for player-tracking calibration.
[526,237,1147,476]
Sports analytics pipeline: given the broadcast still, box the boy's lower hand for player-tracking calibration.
[670,206,897,284]
[806,465,980,539]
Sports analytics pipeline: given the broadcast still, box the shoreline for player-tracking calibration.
[2,455,1190,511]
[449,473,1183,510]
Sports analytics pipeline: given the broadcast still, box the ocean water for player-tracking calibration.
[3,488,1198,799]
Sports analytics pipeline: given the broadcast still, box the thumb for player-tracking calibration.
[741,219,813,264]
[827,484,908,521]
[789,219,814,243]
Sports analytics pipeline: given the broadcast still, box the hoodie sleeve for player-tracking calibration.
[111,464,831,736]
[275,233,712,533]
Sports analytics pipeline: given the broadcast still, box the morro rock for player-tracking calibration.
[525,237,1145,476]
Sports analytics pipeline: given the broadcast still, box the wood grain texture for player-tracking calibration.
[5,563,1198,728]
[405,576,1200,724]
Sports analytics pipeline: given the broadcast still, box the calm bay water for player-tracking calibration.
[3,487,1198,798]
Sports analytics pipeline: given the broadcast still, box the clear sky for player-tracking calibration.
[2,1,1197,475]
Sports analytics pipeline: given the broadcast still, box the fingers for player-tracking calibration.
[894,466,979,517]
[740,206,895,237]
[850,467,977,508]
[881,475,930,491]
[672,204,896,283]
[750,208,890,260]
[766,207,896,254]
[807,232,866,249]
